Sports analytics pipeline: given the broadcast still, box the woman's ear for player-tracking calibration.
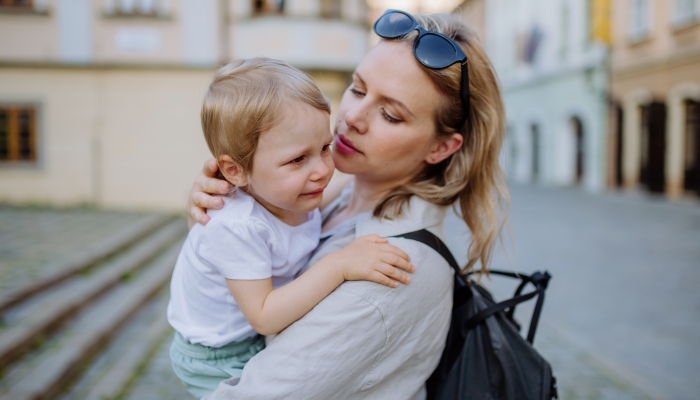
[217,155,248,187]
[425,133,464,165]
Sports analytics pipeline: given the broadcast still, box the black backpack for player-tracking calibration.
[396,230,558,400]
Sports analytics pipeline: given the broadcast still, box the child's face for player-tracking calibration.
[247,102,334,224]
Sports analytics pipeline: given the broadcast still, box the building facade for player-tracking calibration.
[609,0,700,198]
[0,0,367,210]
[481,0,610,191]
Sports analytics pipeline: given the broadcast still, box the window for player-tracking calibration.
[674,0,700,27]
[559,2,569,60]
[0,106,37,163]
[253,0,284,15]
[320,0,342,19]
[0,0,32,11]
[115,0,160,16]
[629,0,651,41]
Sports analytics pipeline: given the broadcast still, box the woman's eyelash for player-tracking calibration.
[382,109,401,124]
[350,88,365,96]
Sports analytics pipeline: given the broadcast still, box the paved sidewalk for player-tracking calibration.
[443,184,700,400]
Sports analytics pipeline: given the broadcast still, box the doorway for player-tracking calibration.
[530,124,540,182]
[570,117,584,184]
[639,102,666,193]
[684,100,700,195]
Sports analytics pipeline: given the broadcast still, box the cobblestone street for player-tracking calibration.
[443,185,700,400]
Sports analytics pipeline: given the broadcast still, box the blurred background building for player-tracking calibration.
[3,0,697,210]
[0,0,367,210]
[608,0,700,198]
[481,0,611,191]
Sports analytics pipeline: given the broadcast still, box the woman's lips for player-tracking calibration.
[335,134,361,155]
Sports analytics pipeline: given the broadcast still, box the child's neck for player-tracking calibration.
[241,188,309,227]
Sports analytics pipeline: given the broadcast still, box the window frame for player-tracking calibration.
[252,0,284,16]
[629,0,652,42]
[320,0,342,19]
[0,104,40,166]
[673,0,700,28]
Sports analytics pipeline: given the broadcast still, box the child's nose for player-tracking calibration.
[311,159,330,181]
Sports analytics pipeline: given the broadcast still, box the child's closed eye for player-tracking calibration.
[289,155,305,164]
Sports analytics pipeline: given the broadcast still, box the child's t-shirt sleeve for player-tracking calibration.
[194,219,273,280]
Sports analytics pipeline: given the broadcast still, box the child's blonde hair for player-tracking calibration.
[201,57,331,172]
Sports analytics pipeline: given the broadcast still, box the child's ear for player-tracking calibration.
[217,155,248,187]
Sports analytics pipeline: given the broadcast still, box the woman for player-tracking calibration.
[189,11,508,400]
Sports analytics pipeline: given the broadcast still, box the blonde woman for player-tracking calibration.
[187,11,508,400]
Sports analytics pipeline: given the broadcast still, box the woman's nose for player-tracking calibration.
[343,101,368,135]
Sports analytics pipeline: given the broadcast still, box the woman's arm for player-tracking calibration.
[226,235,413,336]
[186,159,230,228]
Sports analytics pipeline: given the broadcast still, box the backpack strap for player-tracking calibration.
[394,229,468,288]
[394,229,551,344]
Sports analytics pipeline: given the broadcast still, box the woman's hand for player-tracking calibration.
[328,234,414,288]
[186,158,231,228]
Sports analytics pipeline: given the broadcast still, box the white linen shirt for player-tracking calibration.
[167,190,321,348]
[205,186,454,400]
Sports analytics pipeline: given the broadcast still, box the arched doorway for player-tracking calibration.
[530,123,540,182]
[684,100,700,195]
[639,102,666,192]
[570,117,584,184]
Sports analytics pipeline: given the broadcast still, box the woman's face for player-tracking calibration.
[332,40,444,186]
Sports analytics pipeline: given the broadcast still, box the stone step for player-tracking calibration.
[55,287,173,400]
[0,239,183,400]
[0,219,186,370]
[0,213,173,314]
[83,300,170,400]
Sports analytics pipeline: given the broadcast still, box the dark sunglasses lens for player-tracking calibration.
[415,34,458,68]
[375,12,414,37]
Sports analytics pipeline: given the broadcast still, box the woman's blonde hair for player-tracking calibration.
[202,57,331,173]
[374,13,509,274]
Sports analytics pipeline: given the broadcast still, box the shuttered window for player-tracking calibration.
[0,106,37,162]
[0,0,32,10]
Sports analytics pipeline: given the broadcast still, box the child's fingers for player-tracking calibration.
[379,243,411,262]
[369,271,400,288]
[376,263,411,284]
[381,253,414,273]
[362,234,388,244]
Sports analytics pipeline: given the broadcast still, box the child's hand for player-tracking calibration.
[330,234,414,288]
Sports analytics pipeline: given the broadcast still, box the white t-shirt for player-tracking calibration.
[167,190,321,348]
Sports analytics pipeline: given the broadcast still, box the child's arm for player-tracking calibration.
[320,173,354,211]
[226,234,413,336]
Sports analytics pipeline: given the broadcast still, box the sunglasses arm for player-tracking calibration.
[460,60,470,124]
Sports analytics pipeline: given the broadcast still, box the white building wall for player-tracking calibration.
[487,0,609,191]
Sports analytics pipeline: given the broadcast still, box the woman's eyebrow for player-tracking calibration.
[354,72,415,119]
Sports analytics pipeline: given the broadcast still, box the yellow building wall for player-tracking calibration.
[0,67,214,210]
[0,67,350,211]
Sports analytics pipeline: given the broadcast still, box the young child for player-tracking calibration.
[167,58,414,398]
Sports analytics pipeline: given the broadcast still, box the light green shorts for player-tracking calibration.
[169,331,266,399]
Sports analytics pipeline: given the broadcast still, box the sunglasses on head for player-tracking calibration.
[373,9,470,125]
